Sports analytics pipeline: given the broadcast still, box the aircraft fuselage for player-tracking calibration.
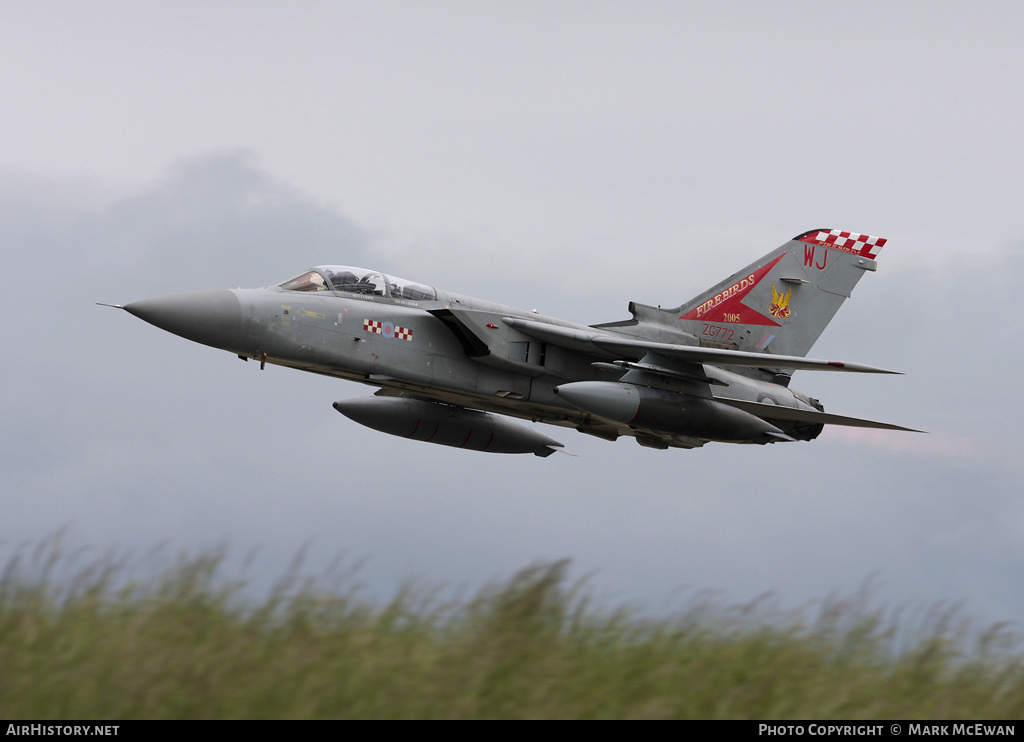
[124,283,822,450]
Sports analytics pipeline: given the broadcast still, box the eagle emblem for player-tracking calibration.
[769,283,792,320]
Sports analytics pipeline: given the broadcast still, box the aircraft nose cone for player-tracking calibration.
[124,290,246,352]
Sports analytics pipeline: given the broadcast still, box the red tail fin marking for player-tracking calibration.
[679,254,786,326]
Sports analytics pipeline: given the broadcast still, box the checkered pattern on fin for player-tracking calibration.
[797,229,886,259]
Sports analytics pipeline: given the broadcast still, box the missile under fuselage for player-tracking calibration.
[333,396,566,456]
[553,381,787,444]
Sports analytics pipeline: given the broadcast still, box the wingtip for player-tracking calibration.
[829,361,904,375]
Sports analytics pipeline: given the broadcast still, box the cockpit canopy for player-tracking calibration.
[278,265,436,301]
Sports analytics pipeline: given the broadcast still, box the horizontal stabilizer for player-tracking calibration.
[717,398,923,432]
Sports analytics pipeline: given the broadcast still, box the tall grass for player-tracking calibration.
[0,543,1021,719]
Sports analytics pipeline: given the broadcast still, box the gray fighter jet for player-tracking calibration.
[109,228,918,456]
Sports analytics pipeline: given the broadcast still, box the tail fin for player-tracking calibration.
[673,229,885,359]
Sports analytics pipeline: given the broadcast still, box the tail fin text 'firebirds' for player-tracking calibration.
[108,229,920,456]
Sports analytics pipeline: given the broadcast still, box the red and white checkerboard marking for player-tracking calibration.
[797,229,886,259]
[362,318,413,341]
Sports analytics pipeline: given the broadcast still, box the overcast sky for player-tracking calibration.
[2,1,1023,627]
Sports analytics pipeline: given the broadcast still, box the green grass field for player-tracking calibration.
[1,545,1022,719]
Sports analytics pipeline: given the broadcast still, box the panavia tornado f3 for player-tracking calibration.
[109,228,919,456]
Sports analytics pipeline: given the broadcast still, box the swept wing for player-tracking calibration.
[502,317,898,375]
